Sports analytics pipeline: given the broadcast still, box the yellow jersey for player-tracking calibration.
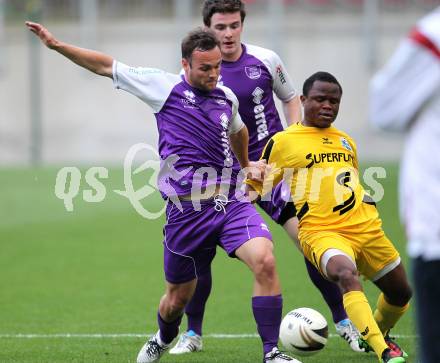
[248,123,376,234]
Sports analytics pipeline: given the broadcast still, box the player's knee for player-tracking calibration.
[167,293,191,313]
[253,252,277,280]
[387,283,413,306]
[337,268,361,292]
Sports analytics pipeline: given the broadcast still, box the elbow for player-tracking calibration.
[95,65,113,78]
[93,58,114,78]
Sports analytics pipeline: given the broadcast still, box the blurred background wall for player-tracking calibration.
[0,0,438,165]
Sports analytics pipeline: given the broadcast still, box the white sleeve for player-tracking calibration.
[219,85,245,135]
[112,61,181,113]
[369,40,440,131]
[246,45,297,102]
[268,52,297,102]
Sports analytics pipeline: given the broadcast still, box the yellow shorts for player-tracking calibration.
[299,203,400,281]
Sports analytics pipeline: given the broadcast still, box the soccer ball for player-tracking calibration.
[279,307,328,356]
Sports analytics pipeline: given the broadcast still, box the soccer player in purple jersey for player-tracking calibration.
[170,0,363,355]
[26,21,301,363]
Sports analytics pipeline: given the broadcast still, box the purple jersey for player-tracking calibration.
[219,44,297,163]
[113,61,244,198]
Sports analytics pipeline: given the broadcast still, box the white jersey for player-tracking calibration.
[369,7,440,260]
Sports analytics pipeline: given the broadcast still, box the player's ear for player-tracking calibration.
[182,58,190,72]
[300,95,306,105]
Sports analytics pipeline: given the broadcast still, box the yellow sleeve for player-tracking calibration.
[246,137,286,196]
[348,136,359,171]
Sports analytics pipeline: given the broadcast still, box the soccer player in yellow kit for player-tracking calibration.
[247,72,412,363]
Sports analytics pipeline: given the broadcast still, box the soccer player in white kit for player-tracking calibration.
[370,7,440,363]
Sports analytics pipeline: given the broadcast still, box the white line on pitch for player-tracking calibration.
[0,333,417,339]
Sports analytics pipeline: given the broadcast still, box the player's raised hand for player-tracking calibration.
[25,21,59,49]
[24,21,113,77]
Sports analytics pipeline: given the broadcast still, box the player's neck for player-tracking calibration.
[222,45,243,62]
[301,120,332,129]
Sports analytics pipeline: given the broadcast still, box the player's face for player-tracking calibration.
[209,12,243,61]
[182,47,222,92]
[301,81,341,128]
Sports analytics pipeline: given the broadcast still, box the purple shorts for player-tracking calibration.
[163,197,272,284]
[257,182,295,225]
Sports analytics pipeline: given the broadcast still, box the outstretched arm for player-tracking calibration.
[25,21,113,78]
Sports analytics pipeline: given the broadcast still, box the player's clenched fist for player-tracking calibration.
[25,21,59,49]
[246,160,267,183]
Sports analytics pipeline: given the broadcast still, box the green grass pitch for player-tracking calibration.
[0,164,417,362]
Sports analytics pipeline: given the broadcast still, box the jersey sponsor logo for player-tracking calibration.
[219,113,233,167]
[340,137,353,151]
[322,137,332,145]
[245,65,262,80]
[305,152,354,168]
[216,98,227,106]
[128,68,163,75]
[183,90,196,103]
[252,87,264,104]
[181,89,197,109]
[252,87,269,141]
[276,65,287,85]
[220,112,229,129]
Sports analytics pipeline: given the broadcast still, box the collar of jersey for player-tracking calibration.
[220,44,247,68]
[297,122,337,132]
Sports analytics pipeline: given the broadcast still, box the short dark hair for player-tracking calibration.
[181,28,220,63]
[303,71,343,96]
[202,0,246,27]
